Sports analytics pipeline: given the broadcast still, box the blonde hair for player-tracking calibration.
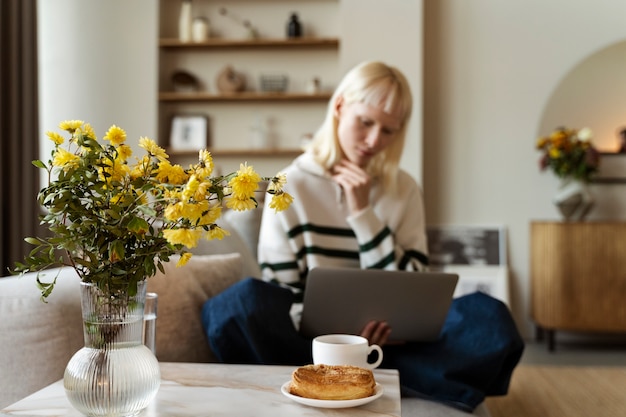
[306,61,413,191]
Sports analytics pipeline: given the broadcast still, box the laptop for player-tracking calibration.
[299,267,459,342]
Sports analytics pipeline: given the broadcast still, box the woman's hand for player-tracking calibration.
[331,159,372,215]
[360,320,391,346]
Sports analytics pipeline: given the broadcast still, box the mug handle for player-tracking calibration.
[366,344,383,369]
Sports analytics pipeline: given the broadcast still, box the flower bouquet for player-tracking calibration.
[12,120,293,417]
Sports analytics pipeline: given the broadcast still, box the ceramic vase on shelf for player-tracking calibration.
[63,280,160,417]
[178,0,193,43]
[553,177,594,221]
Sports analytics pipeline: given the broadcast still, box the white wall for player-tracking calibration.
[38,0,158,160]
[424,0,626,337]
[340,0,424,183]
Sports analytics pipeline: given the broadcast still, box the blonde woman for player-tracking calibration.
[202,61,523,412]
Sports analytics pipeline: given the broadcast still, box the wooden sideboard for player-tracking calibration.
[530,221,626,351]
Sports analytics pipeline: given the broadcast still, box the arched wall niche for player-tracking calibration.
[538,39,626,152]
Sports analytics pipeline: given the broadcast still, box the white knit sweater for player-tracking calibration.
[258,151,429,301]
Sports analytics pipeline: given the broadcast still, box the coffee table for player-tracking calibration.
[1,362,401,416]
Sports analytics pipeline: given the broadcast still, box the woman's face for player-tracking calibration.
[334,97,403,168]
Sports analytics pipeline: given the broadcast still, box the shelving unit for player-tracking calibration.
[157,1,339,172]
[159,92,332,102]
[159,37,339,49]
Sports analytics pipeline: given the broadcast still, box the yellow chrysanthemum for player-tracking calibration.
[196,149,214,178]
[104,125,127,146]
[199,205,221,226]
[59,120,84,133]
[130,156,153,179]
[52,148,80,170]
[80,123,97,140]
[46,131,65,145]
[139,137,168,162]
[156,161,188,185]
[179,199,208,222]
[182,175,200,200]
[206,226,230,240]
[229,163,261,199]
[267,172,287,193]
[164,202,183,222]
[163,228,202,248]
[194,181,211,201]
[268,192,294,212]
[226,195,257,211]
[116,144,133,162]
[177,252,193,267]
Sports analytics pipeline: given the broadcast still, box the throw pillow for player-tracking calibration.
[146,253,243,363]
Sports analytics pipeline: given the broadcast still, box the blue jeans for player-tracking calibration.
[201,278,524,412]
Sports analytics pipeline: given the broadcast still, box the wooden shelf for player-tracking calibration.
[168,148,303,158]
[159,37,339,49]
[159,92,332,103]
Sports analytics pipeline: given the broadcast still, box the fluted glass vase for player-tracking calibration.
[64,280,160,417]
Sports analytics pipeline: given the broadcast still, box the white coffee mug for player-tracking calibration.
[312,334,383,369]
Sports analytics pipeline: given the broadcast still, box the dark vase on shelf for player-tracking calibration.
[287,13,302,38]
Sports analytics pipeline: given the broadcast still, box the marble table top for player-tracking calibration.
[1,362,401,416]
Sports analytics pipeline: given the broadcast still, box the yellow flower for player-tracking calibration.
[226,195,257,211]
[59,120,84,133]
[156,161,188,185]
[206,226,230,240]
[195,149,214,178]
[116,144,133,162]
[199,205,221,226]
[130,155,153,179]
[80,123,97,140]
[268,192,294,212]
[267,172,287,193]
[139,137,168,162]
[46,131,65,145]
[180,199,209,222]
[182,175,200,200]
[52,148,80,170]
[177,252,193,267]
[103,125,127,146]
[163,228,202,248]
[164,202,183,222]
[229,163,261,199]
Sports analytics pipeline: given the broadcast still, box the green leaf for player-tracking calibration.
[32,160,47,169]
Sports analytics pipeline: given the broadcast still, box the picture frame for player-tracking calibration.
[590,152,626,184]
[169,114,208,151]
[426,225,507,267]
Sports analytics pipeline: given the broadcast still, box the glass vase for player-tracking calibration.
[64,280,161,417]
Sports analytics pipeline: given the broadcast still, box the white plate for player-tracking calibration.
[281,381,384,408]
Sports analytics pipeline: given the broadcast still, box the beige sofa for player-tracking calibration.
[0,210,491,416]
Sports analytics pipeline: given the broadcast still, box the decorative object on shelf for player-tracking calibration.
[306,77,321,94]
[552,177,594,221]
[249,116,269,149]
[218,7,259,39]
[171,70,200,92]
[260,74,289,93]
[64,279,160,417]
[192,17,210,42]
[170,114,208,150]
[178,0,193,43]
[12,120,294,417]
[287,12,302,38]
[217,66,246,93]
[618,127,626,153]
[536,126,600,221]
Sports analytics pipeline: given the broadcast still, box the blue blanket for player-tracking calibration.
[201,278,524,412]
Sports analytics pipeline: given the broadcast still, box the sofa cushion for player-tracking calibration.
[190,216,262,279]
[0,268,84,409]
[147,253,244,363]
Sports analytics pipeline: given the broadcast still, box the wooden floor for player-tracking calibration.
[485,365,626,417]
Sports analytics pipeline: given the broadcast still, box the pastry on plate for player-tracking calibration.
[289,364,376,400]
